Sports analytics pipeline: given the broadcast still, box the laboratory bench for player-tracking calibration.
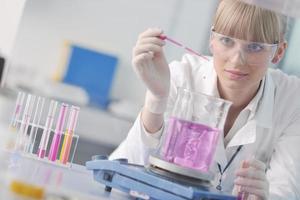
[0,149,131,200]
[0,88,139,199]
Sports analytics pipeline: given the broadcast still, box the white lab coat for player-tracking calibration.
[110,54,300,199]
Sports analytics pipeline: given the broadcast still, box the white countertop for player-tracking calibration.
[0,149,131,200]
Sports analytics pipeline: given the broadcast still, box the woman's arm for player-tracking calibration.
[267,108,300,199]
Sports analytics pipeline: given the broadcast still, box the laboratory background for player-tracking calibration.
[0,0,299,199]
[0,0,225,165]
[1,0,299,165]
[1,0,300,167]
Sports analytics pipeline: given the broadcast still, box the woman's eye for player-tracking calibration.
[247,43,264,52]
[220,37,234,46]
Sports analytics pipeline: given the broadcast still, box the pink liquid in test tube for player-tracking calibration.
[10,92,25,129]
[48,103,68,161]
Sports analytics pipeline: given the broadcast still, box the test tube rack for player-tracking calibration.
[9,91,80,167]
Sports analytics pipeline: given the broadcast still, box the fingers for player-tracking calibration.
[234,159,269,200]
[234,176,268,189]
[137,28,165,47]
[236,167,266,180]
[137,37,165,46]
[132,52,154,68]
[133,43,163,56]
[138,28,163,39]
[133,28,166,57]
[236,159,266,180]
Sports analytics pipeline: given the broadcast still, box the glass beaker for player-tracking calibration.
[160,88,232,172]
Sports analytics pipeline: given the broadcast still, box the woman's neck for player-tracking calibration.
[218,80,261,137]
[218,80,261,110]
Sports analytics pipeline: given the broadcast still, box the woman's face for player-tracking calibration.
[210,32,281,91]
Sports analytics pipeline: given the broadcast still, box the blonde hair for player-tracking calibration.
[212,0,288,44]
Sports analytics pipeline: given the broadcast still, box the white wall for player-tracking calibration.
[0,0,26,86]
[0,0,26,57]
[281,20,300,76]
[6,0,218,106]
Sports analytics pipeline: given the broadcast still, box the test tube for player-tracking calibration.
[10,91,25,130]
[24,96,45,153]
[37,100,58,158]
[59,106,80,164]
[15,94,36,151]
[237,162,249,200]
[48,103,68,161]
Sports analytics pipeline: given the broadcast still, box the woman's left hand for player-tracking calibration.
[234,159,269,200]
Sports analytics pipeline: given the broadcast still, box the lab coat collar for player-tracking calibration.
[201,60,275,147]
[245,76,265,117]
[214,132,228,168]
[226,119,257,147]
[226,71,275,147]
[255,71,274,128]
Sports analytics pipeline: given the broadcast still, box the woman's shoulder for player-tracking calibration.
[268,68,300,93]
[268,68,300,111]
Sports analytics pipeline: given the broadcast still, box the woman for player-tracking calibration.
[110,0,300,199]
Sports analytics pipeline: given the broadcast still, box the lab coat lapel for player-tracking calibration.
[227,120,257,147]
[213,132,228,169]
[255,71,274,129]
[227,72,275,148]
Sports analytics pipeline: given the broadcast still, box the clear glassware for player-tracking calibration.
[160,88,232,172]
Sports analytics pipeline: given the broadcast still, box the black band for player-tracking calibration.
[216,145,243,191]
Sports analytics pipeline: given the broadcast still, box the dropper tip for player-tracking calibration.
[158,35,167,40]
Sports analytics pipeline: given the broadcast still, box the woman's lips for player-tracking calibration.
[225,69,248,80]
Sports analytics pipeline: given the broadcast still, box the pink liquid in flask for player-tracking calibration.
[162,117,220,172]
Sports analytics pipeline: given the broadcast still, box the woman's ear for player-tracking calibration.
[272,42,288,64]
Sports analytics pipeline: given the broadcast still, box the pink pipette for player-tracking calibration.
[158,35,209,61]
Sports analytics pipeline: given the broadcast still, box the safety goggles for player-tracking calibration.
[210,31,278,66]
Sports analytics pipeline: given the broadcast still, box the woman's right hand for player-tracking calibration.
[132,28,170,100]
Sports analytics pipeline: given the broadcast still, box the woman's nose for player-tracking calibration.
[228,48,247,65]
